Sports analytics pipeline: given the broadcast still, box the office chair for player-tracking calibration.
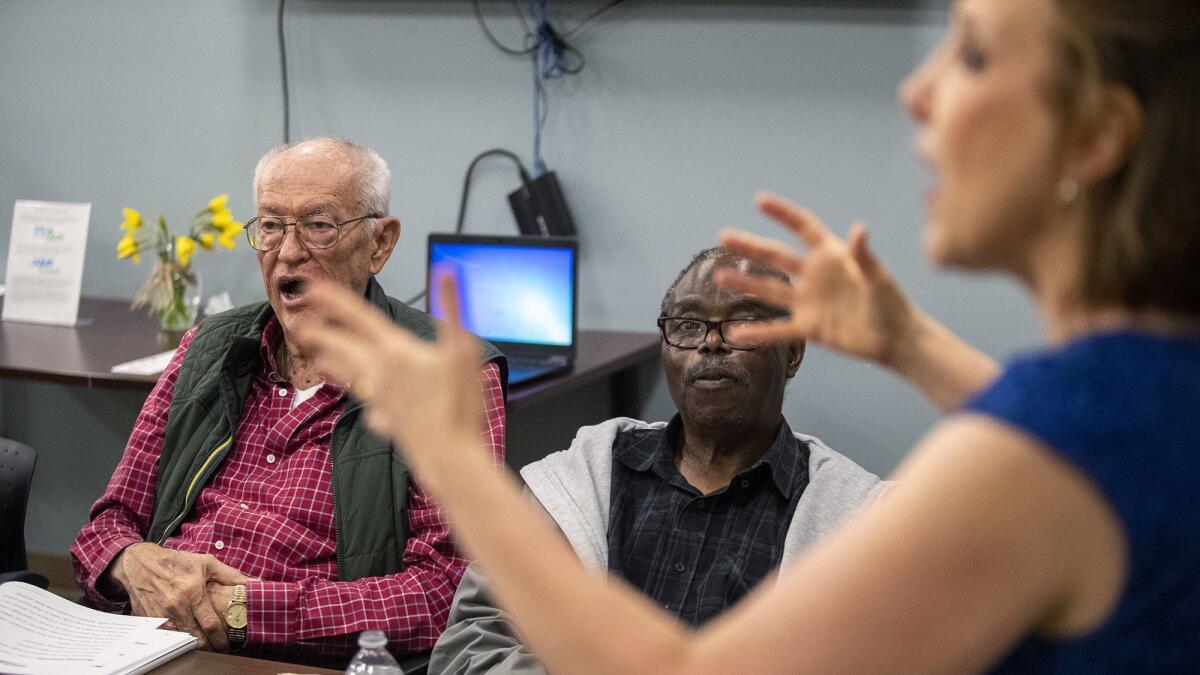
[0,437,49,588]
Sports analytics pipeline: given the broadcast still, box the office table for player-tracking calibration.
[150,649,342,674]
[10,296,659,573]
[11,296,659,593]
[0,296,660,416]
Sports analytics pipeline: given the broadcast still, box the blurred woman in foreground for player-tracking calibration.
[298,0,1200,671]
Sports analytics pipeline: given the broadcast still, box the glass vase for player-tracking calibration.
[157,265,202,349]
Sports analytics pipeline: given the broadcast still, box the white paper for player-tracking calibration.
[95,627,195,675]
[3,200,91,326]
[110,349,178,376]
[0,582,166,675]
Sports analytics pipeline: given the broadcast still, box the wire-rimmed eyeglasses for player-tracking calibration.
[245,213,381,252]
[656,317,767,350]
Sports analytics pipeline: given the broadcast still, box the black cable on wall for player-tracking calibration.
[278,0,291,145]
[472,0,627,173]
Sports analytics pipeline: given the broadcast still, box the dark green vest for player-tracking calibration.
[145,277,506,581]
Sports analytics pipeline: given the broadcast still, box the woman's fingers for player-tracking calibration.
[364,406,397,440]
[299,322,375,390]
[718,228,805,276]
[434,273,476,357]
[724,316,813,345]
[754,191,834,249]
[303,282,414,348]
[431,272,484,369]
[295,282,421,394]
[712,267,797,309]
[847,222,883,279]
[435,272,464,329]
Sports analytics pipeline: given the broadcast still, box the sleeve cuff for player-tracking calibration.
[76,536,143,610]
[245,580,300,645]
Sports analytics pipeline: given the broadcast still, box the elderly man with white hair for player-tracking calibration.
[71,138,508,663]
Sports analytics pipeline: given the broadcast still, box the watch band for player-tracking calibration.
[225,584,248,649]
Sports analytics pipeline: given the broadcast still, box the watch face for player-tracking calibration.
[226,604,248,629]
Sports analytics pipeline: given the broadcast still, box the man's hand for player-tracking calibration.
[109,542,249,652]
[206,576,234,612]
[204,581,238,649]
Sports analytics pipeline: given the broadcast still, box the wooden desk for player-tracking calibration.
[0,296,660,415]
[0,297,164,389]
[151,649,342,674]
[507,329,659,417]
[10,296,658,571]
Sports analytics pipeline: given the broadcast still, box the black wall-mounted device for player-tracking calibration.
[508,171,577,237]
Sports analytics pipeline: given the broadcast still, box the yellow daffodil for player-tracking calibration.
[175,236,197,267]
[217,222,243,249]
[120,207,143,233]
[211,208,234,228]
[123,196,239,329]
[117,233,141,264]
[209,211,244,248]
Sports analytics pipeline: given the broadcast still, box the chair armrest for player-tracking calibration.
[0,570,50,589]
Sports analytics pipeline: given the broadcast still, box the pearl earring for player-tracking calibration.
[1056,178,1080,205]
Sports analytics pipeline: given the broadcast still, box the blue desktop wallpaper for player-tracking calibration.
[429,242,574,346]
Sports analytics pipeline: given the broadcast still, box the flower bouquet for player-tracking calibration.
[116,195,243,341]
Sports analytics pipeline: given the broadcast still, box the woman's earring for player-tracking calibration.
[1056,178,1081,205]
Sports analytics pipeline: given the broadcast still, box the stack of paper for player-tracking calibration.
[110,349,178,376]
[0,582,196,675]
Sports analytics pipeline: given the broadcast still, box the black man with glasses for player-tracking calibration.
[430,246,885,675]
[72,138,507,667]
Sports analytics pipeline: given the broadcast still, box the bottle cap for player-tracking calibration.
[358,630,388,649]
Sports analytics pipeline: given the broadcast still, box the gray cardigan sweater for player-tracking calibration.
[429,417,888,675]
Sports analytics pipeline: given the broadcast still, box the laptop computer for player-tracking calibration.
[427,233,578,386]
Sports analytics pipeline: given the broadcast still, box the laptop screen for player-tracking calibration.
[427,236,576,348]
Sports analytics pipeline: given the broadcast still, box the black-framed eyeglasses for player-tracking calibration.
[245,213,382,252]
[657,317,767,350]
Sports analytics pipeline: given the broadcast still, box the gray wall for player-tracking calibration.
[0,1,1039,557]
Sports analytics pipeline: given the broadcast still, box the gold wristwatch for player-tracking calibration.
[225,584,248,649]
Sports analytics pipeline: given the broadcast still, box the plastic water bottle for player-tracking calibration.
[344,630,403,674]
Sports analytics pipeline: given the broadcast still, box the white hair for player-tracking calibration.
[252,138,390,232]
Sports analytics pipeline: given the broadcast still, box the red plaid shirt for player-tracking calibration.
[71,318,506,653]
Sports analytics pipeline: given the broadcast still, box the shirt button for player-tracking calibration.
[214,540,224,550]
[239,503,248,509]
[674,562,686,573]
[266,454,276,464]
[696,501,707,511]
[741,479,751,488]
[277,388,287,397]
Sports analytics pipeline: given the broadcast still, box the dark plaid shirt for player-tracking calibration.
[607,416,810,626]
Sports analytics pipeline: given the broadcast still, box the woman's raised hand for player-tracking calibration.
[717,192,919,367]
[295,275,486,475]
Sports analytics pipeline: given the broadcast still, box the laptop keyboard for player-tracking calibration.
[506,354,571,385]
[507,354,569,370]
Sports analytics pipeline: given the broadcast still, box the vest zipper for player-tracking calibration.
[328,400,364,579]
[329,448,340,577]
[158,436,233,545]
[330,412,354,578]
